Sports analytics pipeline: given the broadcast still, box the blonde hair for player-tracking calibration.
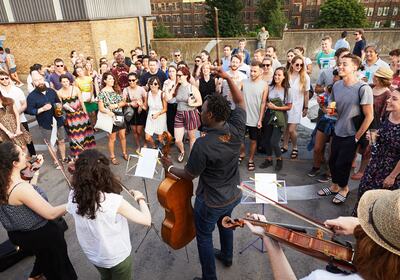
[289,55,307,92]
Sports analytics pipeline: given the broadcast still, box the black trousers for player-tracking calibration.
[22,122,36,156]
[264,125,283,158]
[8,221,77,280]
[167,103,177,137]
[329,134,357,188]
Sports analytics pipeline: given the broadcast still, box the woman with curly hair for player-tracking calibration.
[0,142,77,280]
[67,149,151,280]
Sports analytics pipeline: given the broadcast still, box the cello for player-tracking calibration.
[157,132,196,250]
[222,183,356,272]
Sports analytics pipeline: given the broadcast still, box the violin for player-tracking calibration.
[230,183,356,272]
[21,155,42,181]
[222,216,355,271]
[157,131,196,250]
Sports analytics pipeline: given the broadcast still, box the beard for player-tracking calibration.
[35,83,48,92]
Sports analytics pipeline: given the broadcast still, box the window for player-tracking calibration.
[383,7,389,16]
[293,3,302,13]
[390,21,396,28]
[151,4,155,11]
[364,7,368,15]
[367,7,374,16]
[377,7,383,16]
[304,23,309,29]
[374,21,381,28]
[184,26,193,34]
[183,3,191,10]
[394,7,398,16]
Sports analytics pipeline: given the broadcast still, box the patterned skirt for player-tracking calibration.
[65,109,96,156]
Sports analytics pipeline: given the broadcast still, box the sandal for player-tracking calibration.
[281,147,288,154]
[238,155,245,165]
[317,187,338,196]
[290,149,298,159]
[178,152,185,163]
[123,153,129,161]
[247,161,255,171]
[332,192,349,205]
[110,157,120,165]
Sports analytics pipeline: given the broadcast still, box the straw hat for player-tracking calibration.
[374,67,394,80]
[358,189,400,256]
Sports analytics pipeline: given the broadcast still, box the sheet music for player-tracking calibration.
[134,148,159,179]
[255,173,278,204]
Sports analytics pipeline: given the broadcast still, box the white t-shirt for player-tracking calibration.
[0,86,27,122]
[221,70,247,110]
[67,191,131,268]
[301,269,363,280]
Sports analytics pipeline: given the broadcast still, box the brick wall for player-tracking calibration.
[0,18,145,73]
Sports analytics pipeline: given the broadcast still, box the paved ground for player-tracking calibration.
[0,79,361,280]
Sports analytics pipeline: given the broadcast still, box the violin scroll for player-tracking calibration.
[221,216,245,230]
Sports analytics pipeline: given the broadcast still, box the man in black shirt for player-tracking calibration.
[162,68,246,280]
[139,58,166,90]
[352,29,366,60]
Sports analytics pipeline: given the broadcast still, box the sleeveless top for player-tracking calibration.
[199,75,216,102]
[0,184,48,232]
[242,79,267,127]
[176,84,195,112]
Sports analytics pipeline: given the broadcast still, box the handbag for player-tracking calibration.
[0,240,29,272]
[94,111,113,134]
[52,217,68,232]
[123,89,134,122]
[113,112,125,127]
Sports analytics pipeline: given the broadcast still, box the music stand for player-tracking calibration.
[239,176,287,254]
[125,148,170,254]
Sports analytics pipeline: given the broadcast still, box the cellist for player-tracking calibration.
[161,66,246,280]
[245,189,400,280]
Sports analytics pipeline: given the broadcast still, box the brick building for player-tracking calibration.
[151,0,400,37]
[0,0,153,73]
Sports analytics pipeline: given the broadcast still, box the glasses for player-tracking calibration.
[128,79,137,82]
[176,74,183,77]
[0,77,10,80]
[112,65,117,68]
[294,63,303,67]
[263,64,271,67]
[56,64,64,67]
[174,54,181,57]
[150,83,158,86]
[354,33,359,36]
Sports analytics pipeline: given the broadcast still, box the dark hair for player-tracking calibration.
[341,31,348,38]
[0,70,9,77]
[353,225,400,280]
[335,47,350,58]
[71,149,122,219]
[355,29,366,40]
[0,142,20,204]
[102,72,121,93]
[72,66,84,77]
[192,55,202,76]
[70,50,76,58]
[148,58,158,64]
[177,61,189,68]
[294,46,305,54]
[4,48,10,54]
[341,53,362,68]
[54,58,64,64]
[30,64,42,73]
[266,46,277,52]
[112,50,118,56]
[117,48,124,53]
[205,95,231,122]
[127,72,138,80]
[160,56,168,61]
[250,60,263,68]
[270,66,290,101]
[174,67,191,97]
[389,49,400,56]
[147,76,160,89]
[59,74,72,83]
[142,55,150,61]
[375,76,392,87]
[231,54,242,62]
[224,45,232,50]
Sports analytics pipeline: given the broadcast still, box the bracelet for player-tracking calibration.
[136,197,146,203]
[304,107,308,109]
[167,165,174,173]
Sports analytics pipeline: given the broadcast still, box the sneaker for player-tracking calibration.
[317,174,332,183]
[275,159,283,171]
[307,167,320,177]
[259,159,273,169]
[214,248,232,267]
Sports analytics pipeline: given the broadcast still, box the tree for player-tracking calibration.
[317,0,369,28]
[154,23,174,38]
[256,0,287,37]
[204,0,245,37]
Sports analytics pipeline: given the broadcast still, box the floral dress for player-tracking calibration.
[0,103,31,148]
[353,118,400,216]
[98,90,125,132]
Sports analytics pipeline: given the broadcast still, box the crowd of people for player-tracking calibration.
[0,28,399,280]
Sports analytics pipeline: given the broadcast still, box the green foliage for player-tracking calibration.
[204,0,245,37]
[256,0,287,37]
[317,0,369,28]
[154,23,174,38]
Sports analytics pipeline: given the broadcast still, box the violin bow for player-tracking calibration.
[239,183,334,235]
[44,138,72,189]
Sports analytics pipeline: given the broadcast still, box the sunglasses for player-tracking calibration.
[195,60,201,63]
[150,83,158,86]
[263,64,271,67]
[354,33,359,36]
[56,64,64,67]
[174,54,181,57]
[128,79,137,82]
[176,74,183,77]
[0,77,9,80]
[294,63,303,67]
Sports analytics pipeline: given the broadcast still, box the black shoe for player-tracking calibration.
[307,167,320,177]
[317,174,332,183]
[214,248,232,267]
[259,159,273,169]
[193,278,202,280]
[275,159,283,171]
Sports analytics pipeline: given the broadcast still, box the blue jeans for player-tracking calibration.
[194,195,241,280]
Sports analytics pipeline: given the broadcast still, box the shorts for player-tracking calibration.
[316,117,335,136]
[40,126,66,142]
[128,108,147,126]
[246,126,259,141]
[174,110,201,131]
[9,67,16,74]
